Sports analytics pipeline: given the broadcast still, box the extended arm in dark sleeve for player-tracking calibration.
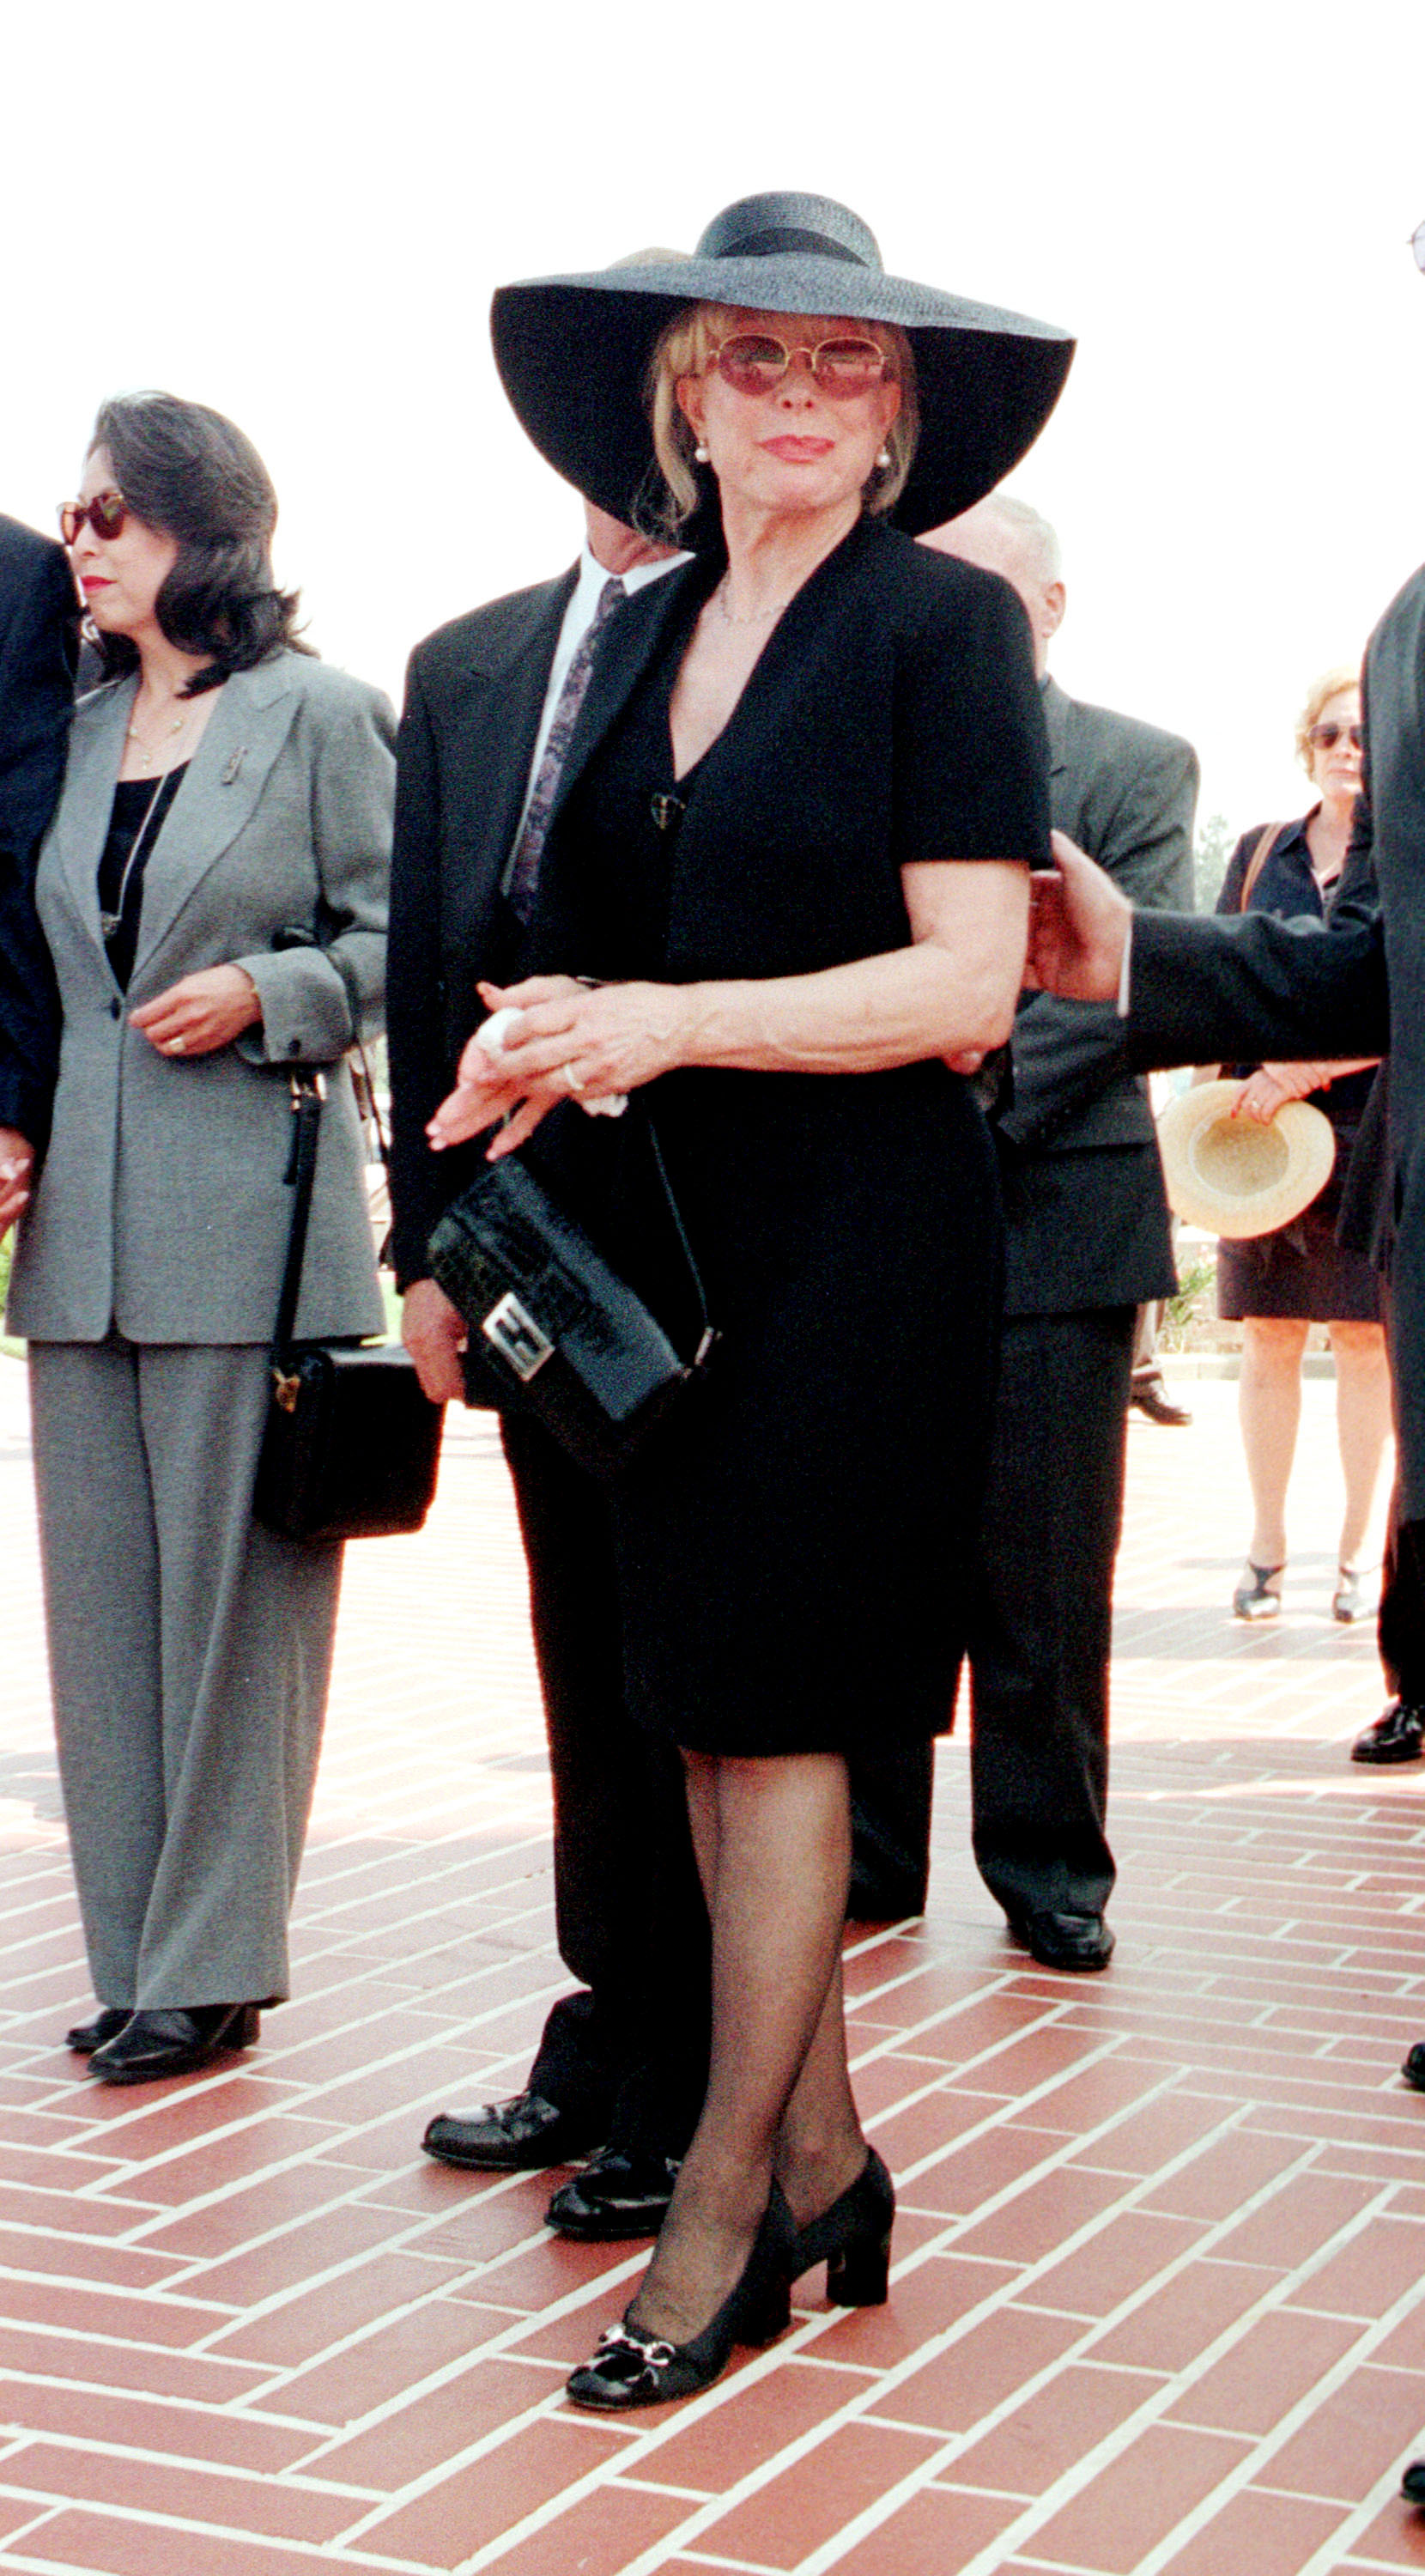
[1128,902,1388,1070]
[0,542,76,1145]
[999,731,1199,1150]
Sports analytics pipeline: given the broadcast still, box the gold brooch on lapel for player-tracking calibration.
[221,748,247,785]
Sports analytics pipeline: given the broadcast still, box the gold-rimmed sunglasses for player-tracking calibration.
[58,491,129,545]
[707,332,893,399]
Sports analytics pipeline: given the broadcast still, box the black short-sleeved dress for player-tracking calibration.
[525,518,1051,1759]
[1214,817,1383,1326]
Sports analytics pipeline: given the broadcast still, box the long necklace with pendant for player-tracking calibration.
[100,770,172,944]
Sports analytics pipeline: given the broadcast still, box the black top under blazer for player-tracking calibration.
[518,518,1052,1758]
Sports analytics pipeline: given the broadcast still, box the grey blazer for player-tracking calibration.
[8,651,394,1345]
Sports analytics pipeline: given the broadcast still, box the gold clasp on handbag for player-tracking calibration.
[272,1367,302,1413]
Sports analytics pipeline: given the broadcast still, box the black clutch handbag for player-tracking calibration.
[426,1127,715,1481]
[254,1067,445,1542]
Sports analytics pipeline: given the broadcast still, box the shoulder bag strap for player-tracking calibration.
[271,1068,326,1360]
[1239,823,1286,912]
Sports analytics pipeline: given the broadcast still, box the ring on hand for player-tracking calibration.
[563,1063,585,1093]
[168,1037,186,1055]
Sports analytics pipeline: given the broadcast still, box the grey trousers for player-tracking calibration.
[28,1339,342,2010]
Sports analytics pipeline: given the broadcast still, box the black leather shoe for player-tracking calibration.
[545,2148,680,2239]
[1009,1908,1115,1972]
[792,2147,895,2305]
[1130,1376,1192,1426]
[65,2007,131,2055]
[1401,2043,1425,2093]
[1402,2456,1425,2502]
[1352,1701,1425,1765]
[421,2092,600,2172]
[88,2002,259,2084]
[566,2184,795,2411]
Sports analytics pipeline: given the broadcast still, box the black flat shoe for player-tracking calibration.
[65,2007,131,2056]
[566,2183,795,2411]
[1402,2456,1425,2503]
[545,2148,680,2240]
[1233,1560,1284,1619]
[791,2147,894,2306]
[421,2093,600,2172]
[88,2002,260,2084]
[1352,1700,1425,1765]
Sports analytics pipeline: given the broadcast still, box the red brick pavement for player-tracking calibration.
[3,1356,1425,2575]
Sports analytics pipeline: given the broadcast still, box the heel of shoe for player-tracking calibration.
[235,2004,261,2047]
[826,2231,891,2306]
[741,2285,792,2343]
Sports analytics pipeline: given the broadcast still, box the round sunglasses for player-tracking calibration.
[707,333,892,399]
[59,491,129,545]
[1309,722,1364,750]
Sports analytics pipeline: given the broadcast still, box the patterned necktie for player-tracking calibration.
[507,574,625,921]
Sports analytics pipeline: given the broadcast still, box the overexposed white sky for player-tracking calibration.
[6,0,1423,848]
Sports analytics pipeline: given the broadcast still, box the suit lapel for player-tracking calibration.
[54,678,134,947]
[130,659,300,979]
[452,573,579,920]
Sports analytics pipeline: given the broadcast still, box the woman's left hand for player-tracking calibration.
[1230,1062,1329,1124]
[130,966,263,1058]
[428,975,693,1157]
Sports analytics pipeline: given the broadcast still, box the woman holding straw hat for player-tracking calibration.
[428,191,1073,2408]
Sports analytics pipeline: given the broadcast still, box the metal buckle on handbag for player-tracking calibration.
[272,1367,303,1414]
[482,1291,554,1381]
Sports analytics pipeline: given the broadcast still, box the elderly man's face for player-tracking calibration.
[919,502,1064,677]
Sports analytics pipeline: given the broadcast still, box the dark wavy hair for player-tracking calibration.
[88,392,311,695]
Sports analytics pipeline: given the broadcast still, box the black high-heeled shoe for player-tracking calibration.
[566,2182,796,2410]
[791,2147,894,2306]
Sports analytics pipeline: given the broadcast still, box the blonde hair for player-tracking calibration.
[644,302,919,536]
[1295,664,1361,773]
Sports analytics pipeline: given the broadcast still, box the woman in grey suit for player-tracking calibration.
[6,393,394,2083]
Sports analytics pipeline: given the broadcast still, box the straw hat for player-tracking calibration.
[490,190,1075,539]
[1156,1080,1336,1240]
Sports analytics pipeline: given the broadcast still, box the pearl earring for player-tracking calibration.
[694,443,710,463]
[876,447,891,470]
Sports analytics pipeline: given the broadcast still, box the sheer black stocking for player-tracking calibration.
[625,1748,866,2347]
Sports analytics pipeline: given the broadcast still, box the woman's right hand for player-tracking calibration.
[0,1128,34,1239]
[402,1278,467,1405]
[1229,1064,1327,1124]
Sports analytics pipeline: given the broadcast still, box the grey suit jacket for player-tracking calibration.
[995,676,1198,1315]
[8,651,394,1344]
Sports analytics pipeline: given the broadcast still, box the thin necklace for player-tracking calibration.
[126,693,193,772]
[100,770,174,943]
[715,573,799,628]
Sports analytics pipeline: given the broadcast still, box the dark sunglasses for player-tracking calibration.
[707,332,892,398]
[1309,722,1363,750]
[58,491,129,545]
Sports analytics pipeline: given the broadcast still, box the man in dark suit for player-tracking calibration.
[0,514,77,1226]
[390,500,714,2242]
[923,496,1198,1971]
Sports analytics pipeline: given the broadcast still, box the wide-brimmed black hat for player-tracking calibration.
[491,191,1075,539]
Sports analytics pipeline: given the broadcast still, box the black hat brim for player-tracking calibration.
[491,255,1075,539]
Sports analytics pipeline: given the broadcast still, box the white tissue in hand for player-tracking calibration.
[475,1005,627,1118]
[477,1006,526,1057]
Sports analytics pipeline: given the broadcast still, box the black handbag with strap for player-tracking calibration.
[426,1121,717,1481]
[253,1067,446,1542]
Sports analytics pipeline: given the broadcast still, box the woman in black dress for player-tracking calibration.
[429,193,1072,2407]
[1213,668,1389,1625]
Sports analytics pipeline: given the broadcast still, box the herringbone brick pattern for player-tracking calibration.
[3,1357,1425,2575]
